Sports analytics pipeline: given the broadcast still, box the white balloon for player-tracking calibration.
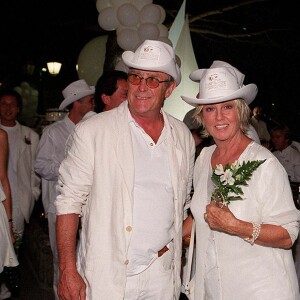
[157,5,166,24]
[14,82,39,124]
[111,0,126,10]
[131,0,152,11]
[14,86,22,95]
[158,24,169,37]
[117,28,140,51]
[98,7,120,31]
[77,36,108,86]
[117,25,136,36]
[140,4,161,24]
[117,3,139,27]
[31,89,39,97]
[138,23,160,41]
[96,0,112,13]
[116,25,126,35]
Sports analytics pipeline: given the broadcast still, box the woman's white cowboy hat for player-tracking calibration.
[181,60,258,106]
[59,79,95,110]
[122,39,181,85]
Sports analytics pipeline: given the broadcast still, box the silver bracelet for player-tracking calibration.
[244,223,261,245]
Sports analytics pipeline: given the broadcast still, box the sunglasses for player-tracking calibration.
[128,74,171,89]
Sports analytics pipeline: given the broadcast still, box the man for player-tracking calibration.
[250,105,271,146]
[64,71,128,156]
[271,125,300,292]
[34,79,95,299]
[271,125,300,182]
[0,89,40,249]
[55,40,195,299]
[94,70,128,113]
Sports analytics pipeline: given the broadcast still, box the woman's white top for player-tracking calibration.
[192,142,300,300]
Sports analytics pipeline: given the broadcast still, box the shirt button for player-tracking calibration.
[126,226,132,232]
[150,142,153,146]
[124,259,129,265]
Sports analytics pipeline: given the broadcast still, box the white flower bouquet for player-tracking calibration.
[211,159,266,205]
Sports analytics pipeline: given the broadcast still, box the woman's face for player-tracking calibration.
[201,100,241,142]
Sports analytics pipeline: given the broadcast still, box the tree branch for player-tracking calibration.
[189,0,269,23]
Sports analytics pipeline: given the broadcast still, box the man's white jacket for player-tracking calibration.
[55,101,195,299]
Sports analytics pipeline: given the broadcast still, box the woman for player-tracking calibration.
[181,60,300,299]
[0,128,18,299]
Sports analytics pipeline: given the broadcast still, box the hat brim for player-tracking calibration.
[181,84,258,107]
[59,88,95,110]
[122,51,181,85]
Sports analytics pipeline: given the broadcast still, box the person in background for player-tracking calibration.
[181,60,300,299]
[34,79,95,299]
[291,140,300,153]
[65,71,128,157]
[190,126,213,160]
[271,125,300,182]
[250,105,271,146]
[55,39,195,300]
[0,128,18,300]
[94,70,128,113]
[183,107,198,130]
[271,126,300,289]
[0,89,40,253]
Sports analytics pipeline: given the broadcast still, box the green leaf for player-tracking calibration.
[227,196,243,202]
[211,159,266,205]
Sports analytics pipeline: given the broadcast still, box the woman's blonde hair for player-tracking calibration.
[193,99,251,137]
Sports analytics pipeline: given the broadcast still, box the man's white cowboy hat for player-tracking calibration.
[181,60,257,106]
[122,39,181,85]
[59,79,95,110]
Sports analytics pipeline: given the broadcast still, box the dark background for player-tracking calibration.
[0,0,299,138]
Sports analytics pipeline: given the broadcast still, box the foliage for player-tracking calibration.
[211,159,266,205]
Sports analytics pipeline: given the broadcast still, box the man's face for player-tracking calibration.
[0,95,19,124]
[77,95,95,116]
[127,69,176,117]
[253,107,263,119]
[271,130,288,151]
[103,79,128,111]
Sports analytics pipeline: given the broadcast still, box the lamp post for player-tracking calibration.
[47,62,62,76]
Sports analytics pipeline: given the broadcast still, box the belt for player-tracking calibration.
[158,245,169,257]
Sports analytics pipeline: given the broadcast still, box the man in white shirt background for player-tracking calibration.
[250,105,271,147]
[34,79,95,299]
[271,125,300,183]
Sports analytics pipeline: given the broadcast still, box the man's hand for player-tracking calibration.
[58,269,86,300]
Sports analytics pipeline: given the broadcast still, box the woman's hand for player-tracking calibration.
[182,214,193,247]
[204,200,293,249]
[204,200,238,234]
